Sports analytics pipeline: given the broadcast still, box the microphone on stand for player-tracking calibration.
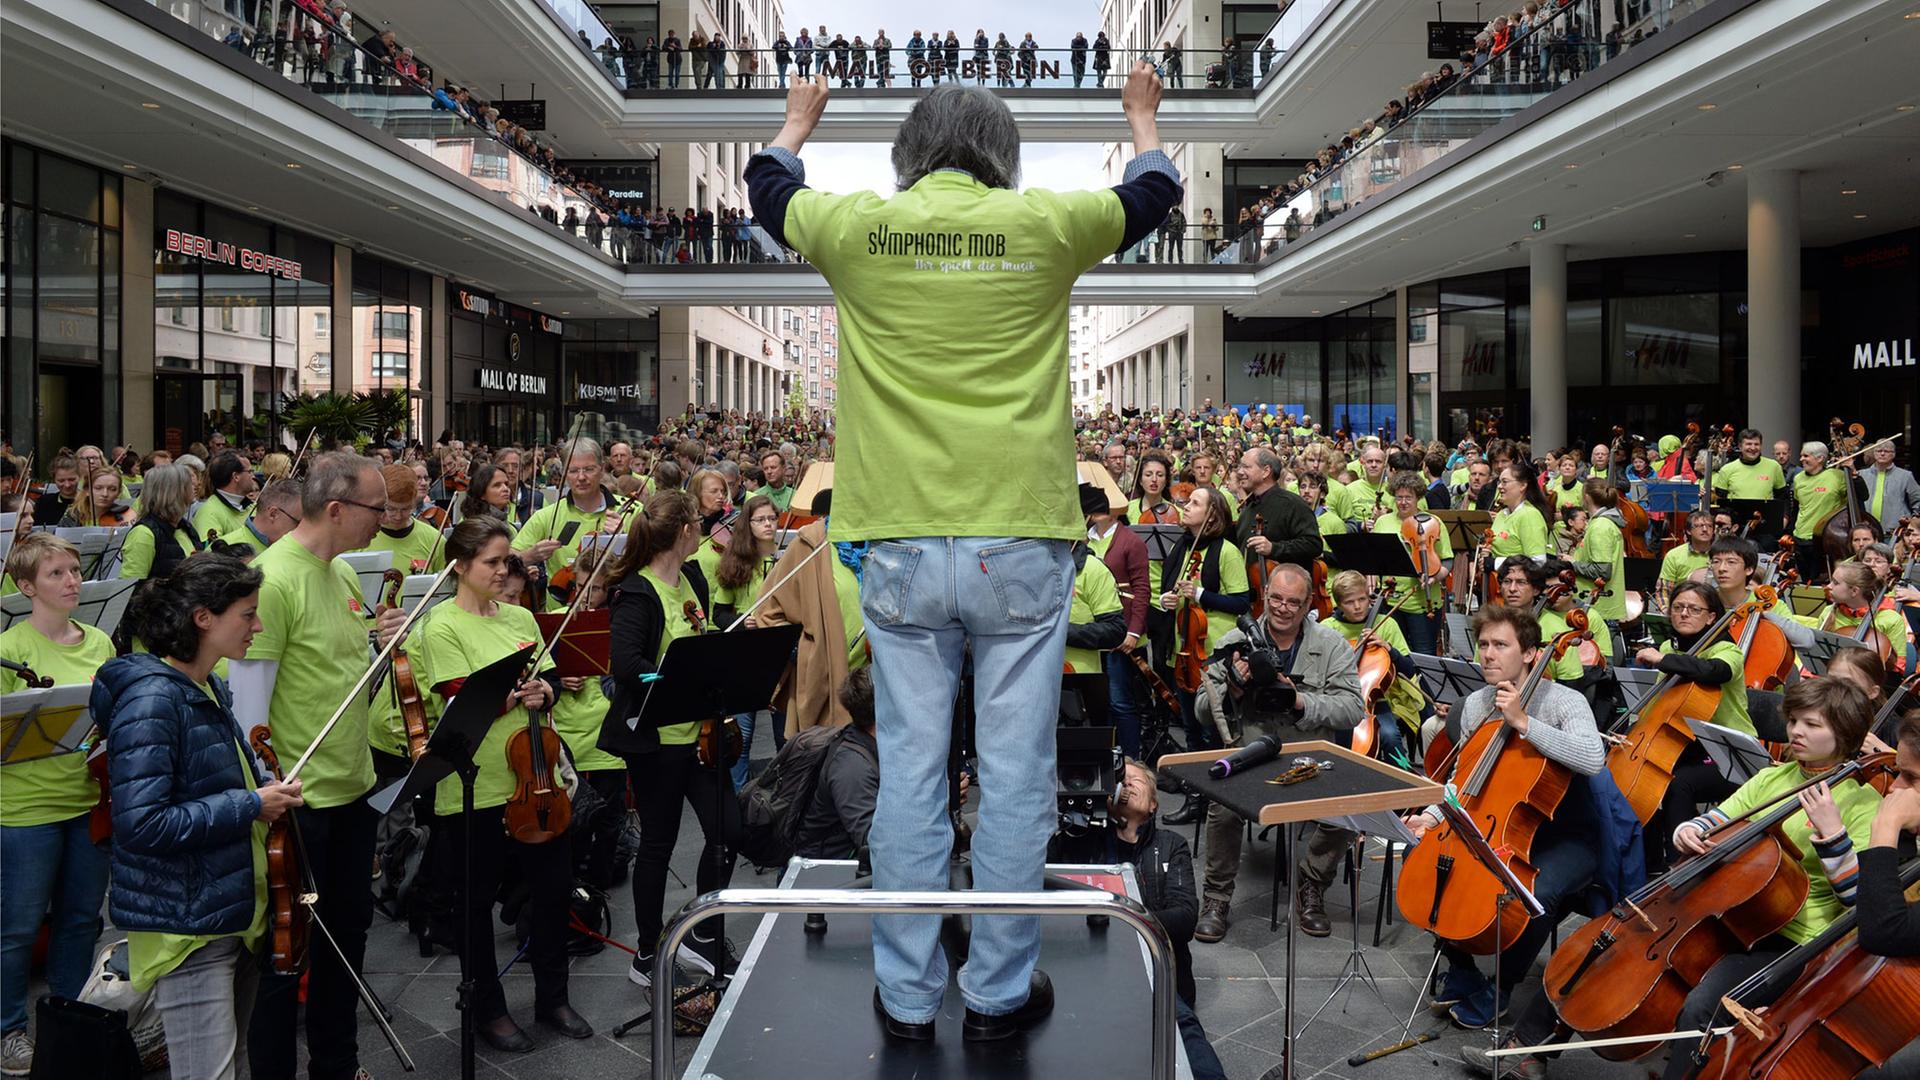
[1209,734,1283,779]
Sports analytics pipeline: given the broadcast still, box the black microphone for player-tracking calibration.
[1209,734,1283,779]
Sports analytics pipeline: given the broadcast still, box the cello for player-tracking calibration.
[1729,573,1797,691]
[1543,751,1892,1061]
[1395,613,1594,954]
[1692,855,1920,1080]
[1816,420,1870,568]
[1603,594,1758,825]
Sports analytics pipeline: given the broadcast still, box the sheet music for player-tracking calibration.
[0,513,15,566]
[1611,667,1665,712]
[1800,628,1868,675]
[1,684,96,766]
[398,573,455,615]
[1443,613,1477,660]
[578,532,628,557]
[340,550,394,604]
[5,579,141,636]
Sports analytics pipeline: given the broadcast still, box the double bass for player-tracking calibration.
[1396,613,1594,953]
[1545,753,1893,1061]
[1817,419,1870,567]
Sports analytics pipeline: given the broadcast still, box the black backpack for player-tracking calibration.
[737,725,869,869]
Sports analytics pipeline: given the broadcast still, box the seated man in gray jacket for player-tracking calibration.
[793,670,880,860]
[1192,563,1364,943]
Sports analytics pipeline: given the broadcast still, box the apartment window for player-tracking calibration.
[472,146,510,181]
[373,352,410,379]
[312,311,329,338]
[377,310,411,339]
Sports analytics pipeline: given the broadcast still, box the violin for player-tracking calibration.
[1693,854,1920,1080]
[1849,575,1899,664]
[1730,573,1796,691]
[684,600,742,769]
[1604,598,1751,824]
[376,570,430,762]
[1396,614,1593,953]
[1544,752,1894,1061]
[249,725,311,975]
[1246,513,1270,620]
[1350,587,1415,759]
[501,693,572,843]
[1401,511,1444,616]
[1172,543,1211,694]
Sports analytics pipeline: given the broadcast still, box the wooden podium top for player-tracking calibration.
[1159,740,1443,826]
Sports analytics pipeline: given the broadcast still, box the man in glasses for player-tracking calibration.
[231,452,406,1080]
[1190,564,1363,943]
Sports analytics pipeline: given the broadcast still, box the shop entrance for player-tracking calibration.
[154,372,244,455]
[35,362,104,456]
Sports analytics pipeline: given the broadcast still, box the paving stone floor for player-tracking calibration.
[78,720,1655,1079]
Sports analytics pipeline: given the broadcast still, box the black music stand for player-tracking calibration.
[1686,720,1774,787]
[609,623,802,1040]
[369,644,534,1080]
[1323,532,1420,580]
[1801,628,1869,675]
[1638,481,1703,516]
[1129,524,1186,565]
[1431,510,1492,554]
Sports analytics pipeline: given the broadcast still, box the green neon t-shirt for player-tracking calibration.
[0,620,114,826]
[1791,469,1847,540]
[1490,503,1549,559]
[1713,458,1786,502]
[783,171,1126,541]
[415,601,553,816]
[360,520,445,575]
[1065,556,1123,675]
[245,536,375,808]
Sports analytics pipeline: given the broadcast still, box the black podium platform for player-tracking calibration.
[682,859,1194,1079]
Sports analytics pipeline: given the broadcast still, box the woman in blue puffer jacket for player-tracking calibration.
[90,554,304,1080]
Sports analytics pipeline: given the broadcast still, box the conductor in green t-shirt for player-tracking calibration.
[747,65,1182,1043]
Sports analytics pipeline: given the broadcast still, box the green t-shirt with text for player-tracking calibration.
[1791,469,1847,540]
[1713,457,1787,502]
[415,601,553,815]
[784,170,1126,541]
[1065,556,1123,675]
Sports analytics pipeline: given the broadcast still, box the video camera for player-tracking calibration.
[1220,615,1296,713]
[1056,726,1122,832]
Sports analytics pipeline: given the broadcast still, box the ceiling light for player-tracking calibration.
[247,205,259,211]
[560,310,571,315]
[530,300,542,305]
[121,163,138,170]
[1727,163,1743,170]
[385,204,400,210]
[461,235,474,241]
[1310,309,1321,314]
[1898,104,1917,112]
[140,102,161,109]
[1563,163,1578,170]
[1683,233,1696,238]
[285,162,301,169]
[1696,103,1717,111]
[1854,212,1868,219]
[1841,188,1858,195]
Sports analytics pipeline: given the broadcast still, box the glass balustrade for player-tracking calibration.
[1219,0,1716,264]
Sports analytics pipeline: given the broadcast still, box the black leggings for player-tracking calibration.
[1662,937,1800,1079]
[623,743,740,965]
[1647,742,1738,874]
[442,805,572,1023]
[573,768,628,890]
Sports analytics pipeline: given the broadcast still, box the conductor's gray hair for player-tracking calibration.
[892,85,1021,191]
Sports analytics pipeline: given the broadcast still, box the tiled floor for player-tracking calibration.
[81,726,1657,1078]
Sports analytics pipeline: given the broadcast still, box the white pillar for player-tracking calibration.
[1748,170,1801,447]
[1529,242,1567,451]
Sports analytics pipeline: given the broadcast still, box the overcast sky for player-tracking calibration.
[775,0,1109,195]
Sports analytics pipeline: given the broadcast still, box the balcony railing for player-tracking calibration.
[611,44,1276,92]
[139,0,631,260]
[1220,0,1715,265]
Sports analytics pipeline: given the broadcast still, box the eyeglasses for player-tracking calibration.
[268,506,301,525]
[334,498,387,516]
[1267,597,1309,611]
[1669,603,1711,617]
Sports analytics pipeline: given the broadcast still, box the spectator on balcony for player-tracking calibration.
[638,36,658,89]
[1200,208,1221,255]
[1161,41,1182,88]
[1071,32,1089,87]
[1017,33,1038,87]
[663,29,682,88]
[361,28,394,82]
[394,45,418,83]
[561,206,580,239]
[972,30,990,85]
[1219,37,1240,89]
[993,33,1013,87]
[906,31,926,86]
[1160,204,1187,263]
[1093,30,1112,86]
[738,35,755,88]
[794,28,813,79]
[850,36,868,88]
[829,32,851,87]
[689,29,709,88]
[699,206,716,262]
[874,30,892,87]
[943,31,961,86]
[708,32,728,90]
[1261,37,1277,77]
[224,23,249,53]
[774,31,792,86]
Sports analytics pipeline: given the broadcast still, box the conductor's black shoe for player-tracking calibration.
[873,988,935,1042]
[962,970,1054,1042]
[536,1004,594,1039]
[479,1016,534,1054]
[1162,796,1204,827]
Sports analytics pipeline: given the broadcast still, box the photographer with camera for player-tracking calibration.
[1047,759,1226,1080]
[1191,564,1364,942]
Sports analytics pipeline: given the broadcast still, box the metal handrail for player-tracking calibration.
[651,886,1179,1079]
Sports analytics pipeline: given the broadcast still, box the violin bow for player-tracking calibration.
[282,560,459,785]
[421,490,467,574]
[287,427,320,480]
[524,493,642,678]
[723,532,834,633]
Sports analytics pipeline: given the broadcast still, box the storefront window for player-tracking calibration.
[563,318,660,444]
[2,141,121,458]
[152,188,332,450]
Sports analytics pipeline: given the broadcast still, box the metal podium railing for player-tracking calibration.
[650,887,1180,1079]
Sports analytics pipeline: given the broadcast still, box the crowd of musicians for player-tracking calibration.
[2,408,1918,1079]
